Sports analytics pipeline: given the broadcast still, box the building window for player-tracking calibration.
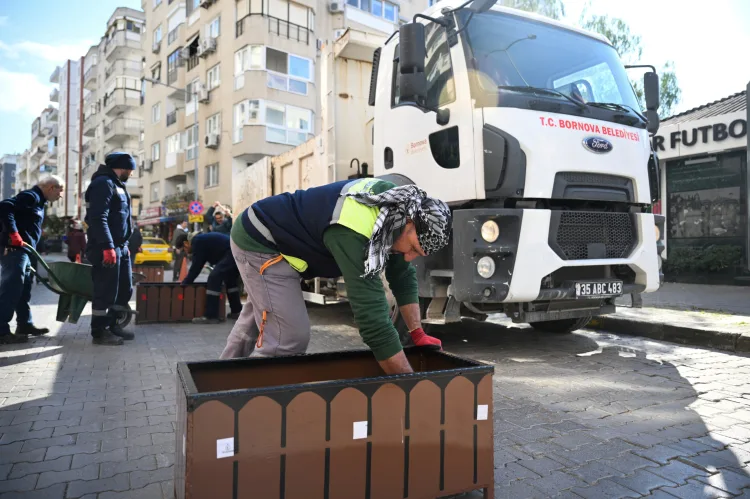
[206,113,221,135]
[126,21,142,33]
[205,163,219,188]
[234,45,263,89]
[151,181,160,202]
[187,0,200,15]
[207,64,221,90]
[151,141,161,161]
[207,16,220,38]
[167,132,181,154]
[234,99,312,146]
[347,0,398,22]
[186,124,199,160]
[168,49,182,85]
[151,63,162,82]
[266,48,312,95]
[151,103,161,123]
[154,25,163,44]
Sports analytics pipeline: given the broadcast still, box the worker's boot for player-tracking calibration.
[92,329,124,346]
[17,324,49,336]
[109,324,135,340]
[191,316,221,325]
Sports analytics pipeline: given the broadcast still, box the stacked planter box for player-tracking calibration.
[175,348,495,499]
[133,265,165,282]
[135,282,226,324]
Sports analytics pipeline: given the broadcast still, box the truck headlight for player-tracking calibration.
[481,220,499,243]
[477,256,495,279]
[654,224,661,241]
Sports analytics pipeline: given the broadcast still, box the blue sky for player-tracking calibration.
[1,0,749,156]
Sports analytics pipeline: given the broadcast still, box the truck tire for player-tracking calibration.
[528,316,591,334]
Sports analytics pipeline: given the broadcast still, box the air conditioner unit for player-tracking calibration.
[197,86,210,103]
[152,40,161,54]
[329,1,345,13]
[200,0,215,7]
[198,38,217,58]
[143,160,153,172]
[205,133,220,149]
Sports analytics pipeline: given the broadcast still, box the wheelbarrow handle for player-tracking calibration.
[22,242,64,292]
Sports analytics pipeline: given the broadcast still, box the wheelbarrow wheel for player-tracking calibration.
[114,304,133,329]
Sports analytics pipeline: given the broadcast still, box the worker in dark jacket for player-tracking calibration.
[128,218,142,269]
[182,232,241,324]
[0,175,64,344]
[205,202,232,234]
[170,220,189,281]
[84,153,135,346]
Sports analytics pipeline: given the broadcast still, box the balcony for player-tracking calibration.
[236,14,311,45]
[44,123,58,137]
[103,88,140,116]
[31,145,45,159]
[39,164,57,174]
[84,64,98,90]
[83,113,98,137]
[186,55,199,72]
[105,59,142,82]
[41,147,57,166]
[103,118,143,143]
[50,88,59,103]
[166,110,177,126]
[50,66,60,84]
[105,31,142,62]
[47,108,58,122]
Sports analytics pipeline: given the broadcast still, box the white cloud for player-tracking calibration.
[0,40,94,64]
[0,67,54,117]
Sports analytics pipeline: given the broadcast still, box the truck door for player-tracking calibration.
[375,21,477,204]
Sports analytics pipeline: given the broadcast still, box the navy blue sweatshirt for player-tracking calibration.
[0,186,46,249]
[183,232,231,284]
[84,166,133,249]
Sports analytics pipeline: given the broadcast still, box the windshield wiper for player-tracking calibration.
[497,85,586,110]
[587,102,647,123]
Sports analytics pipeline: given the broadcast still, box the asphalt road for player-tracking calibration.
[0,287,749,498]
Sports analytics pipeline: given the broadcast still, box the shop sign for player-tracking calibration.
[653,118,747,152]
[141,206,162,219]
[188,214,204,223]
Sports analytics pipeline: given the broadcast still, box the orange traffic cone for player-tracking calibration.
[178,257,188,281]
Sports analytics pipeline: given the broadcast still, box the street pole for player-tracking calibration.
[192,87,199,233]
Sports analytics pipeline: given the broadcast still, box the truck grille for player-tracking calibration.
[551,212,636,260]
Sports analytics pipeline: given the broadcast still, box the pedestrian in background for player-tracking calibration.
[129,217,142,270]
[182,232,242,324]
[84,153,136,346]
[206,201,232,234]
[0,175,65,344]
[171,220,189,281]
[66,221,86,263]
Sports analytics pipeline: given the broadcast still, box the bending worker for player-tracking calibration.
[222,179,450,375]
[0,175,64,344]
[85,152,136,346]
[182,231,242,324]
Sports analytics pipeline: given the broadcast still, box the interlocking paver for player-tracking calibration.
[44,442,99,461]
[571,478,640,498]
[65,472,130,498]
[0,442,46,465]
[648,460,713,485]
[527,470,588,494]
[97,483,164,499]
[570,460,624,484]
[36,463,99,489]
[8,456,72,480]
[21,435,75,452]
[0,483,66,499]
[658,479,732,498]
[611,469,678,496]
[0,474,39,494]
[71,448,127,469]
[696,468,750,495]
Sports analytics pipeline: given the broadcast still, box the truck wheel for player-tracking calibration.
[528,316,591,334]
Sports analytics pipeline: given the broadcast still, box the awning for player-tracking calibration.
[137,217,162,227]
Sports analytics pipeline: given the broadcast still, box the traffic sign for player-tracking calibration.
[189,201,204,215]
[188,214,204,224]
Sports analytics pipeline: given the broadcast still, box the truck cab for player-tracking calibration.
[371,0,666,332]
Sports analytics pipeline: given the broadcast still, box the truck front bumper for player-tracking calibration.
[451,208,661,303]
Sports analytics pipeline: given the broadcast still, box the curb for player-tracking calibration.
[588,316,750,353]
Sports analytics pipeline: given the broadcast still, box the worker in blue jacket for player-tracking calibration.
[182,232,242,324]
[0,176,64,344]
[84,152,135,346]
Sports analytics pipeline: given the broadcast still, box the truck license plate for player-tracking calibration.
[575,281,623,298]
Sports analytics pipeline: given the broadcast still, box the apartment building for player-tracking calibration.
[140,0,427,234]
[81,8,146,219]
[16,151,30,193]
[25,108,62,214]
[0,155,18,200]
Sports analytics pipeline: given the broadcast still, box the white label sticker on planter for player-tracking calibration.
[353,421,368,439]
[477,405,488,421]
[217,437,234,458]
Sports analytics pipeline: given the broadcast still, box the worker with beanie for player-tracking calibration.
[84,152,136,346]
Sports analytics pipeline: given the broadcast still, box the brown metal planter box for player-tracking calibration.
[136,282,226,324]
[175,348,495,499]
[133,265,165,282]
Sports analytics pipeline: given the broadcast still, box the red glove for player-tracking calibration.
[410,328,442,349]
[103,249,117,266]
[9,232,23,247]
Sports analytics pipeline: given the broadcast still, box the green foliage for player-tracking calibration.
[500,0,565,19]
[43,214,65,237]
[664,245,744,275]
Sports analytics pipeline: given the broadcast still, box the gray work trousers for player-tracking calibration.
[220,240,310,359]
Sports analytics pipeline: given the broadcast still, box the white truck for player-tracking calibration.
[234,0,666,335]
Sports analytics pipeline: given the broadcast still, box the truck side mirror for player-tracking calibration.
[399,23,427,103]
[646,109,659,135]
[644,72,659,111]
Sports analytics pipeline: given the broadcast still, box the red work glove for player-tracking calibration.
[103,248,117,266]
[410,328,442,349]
[9,232,23,247]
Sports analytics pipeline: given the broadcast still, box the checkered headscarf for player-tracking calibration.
[346,185,451,278]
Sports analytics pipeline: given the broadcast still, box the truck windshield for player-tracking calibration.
[459,10,642,120]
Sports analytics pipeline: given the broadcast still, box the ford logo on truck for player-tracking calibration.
[582,136,613,154]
